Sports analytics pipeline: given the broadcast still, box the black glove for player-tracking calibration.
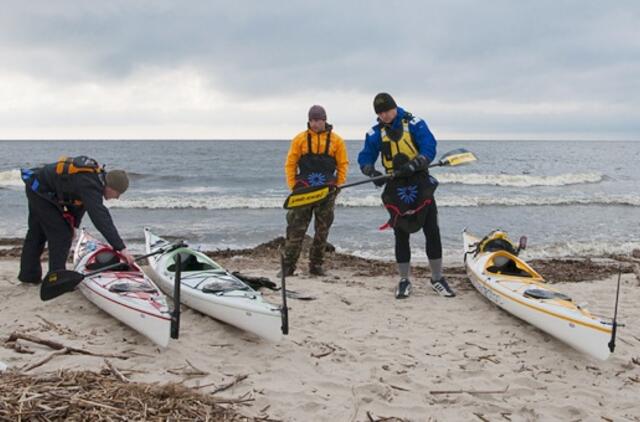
[362,165,386,187]
[361,164,376,177]
[371,170,387,187]
[394,161,416,178]
[394,155,428,178]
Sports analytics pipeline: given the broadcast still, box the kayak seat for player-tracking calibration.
[167,253,217,272]
[486,258,532,277]
[86,250,130,271]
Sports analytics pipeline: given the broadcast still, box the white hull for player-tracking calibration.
[144,228,282,342]
[73,230,171,347]
[463,230,612,360]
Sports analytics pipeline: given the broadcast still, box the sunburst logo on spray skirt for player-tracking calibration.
[307,172,327,186]
[397,185,418,204]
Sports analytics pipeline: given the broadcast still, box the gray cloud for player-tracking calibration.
[1,0,639,138]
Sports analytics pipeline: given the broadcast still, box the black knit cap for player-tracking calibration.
[373,92,397,114]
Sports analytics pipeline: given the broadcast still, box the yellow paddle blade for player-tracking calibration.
[439,148,477,167]
[283,185,331,209]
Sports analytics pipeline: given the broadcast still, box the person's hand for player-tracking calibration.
[361,164,376,177]
[393,161,416,178]
[119,248,135,265]
[370,170,387,187]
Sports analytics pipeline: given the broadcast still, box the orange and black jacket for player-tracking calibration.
[285,126,349,191]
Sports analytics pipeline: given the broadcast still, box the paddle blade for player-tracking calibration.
[283,185,332,209]
[437,148,477,167]
[40,270,85,301]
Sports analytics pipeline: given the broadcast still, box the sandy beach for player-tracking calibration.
[1,240,639,421]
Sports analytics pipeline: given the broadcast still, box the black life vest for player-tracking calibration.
[380,169,438,233]
[295,126,337,189]
[22,156,104,209]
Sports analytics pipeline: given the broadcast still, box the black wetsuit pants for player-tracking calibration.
[18,188,73,283]
[393,200,442,263]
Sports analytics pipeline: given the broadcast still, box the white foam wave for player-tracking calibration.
[521,240,640,260]
[138,186,232,194]
[338,240,640,263]
[437,172,604,187]
[436,194,640,207]
[107,193,640,210]
[109,195,285,210]
[0,169,23,187]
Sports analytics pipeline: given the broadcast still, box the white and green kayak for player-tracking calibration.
[144,228,284,342]
[463,229,613,360]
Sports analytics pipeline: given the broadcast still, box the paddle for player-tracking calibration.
[280,252,289,335]
[283,148,478,209]
[40,241,185,302]
[170,253,182,339]
[608,268,622,353]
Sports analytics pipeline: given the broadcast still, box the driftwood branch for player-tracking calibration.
[430,385,509,395]
[103,359,129,383]
[210,374,249,395]
[7,332,129,359]
[23,348,69,371]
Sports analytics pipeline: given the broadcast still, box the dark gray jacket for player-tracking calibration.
[33,161,126,251]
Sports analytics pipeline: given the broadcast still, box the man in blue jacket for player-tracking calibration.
[358,93,455,299]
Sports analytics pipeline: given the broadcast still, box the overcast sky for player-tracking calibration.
[1,1,639,140]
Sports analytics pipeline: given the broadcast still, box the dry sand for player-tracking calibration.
[1,241,639,421]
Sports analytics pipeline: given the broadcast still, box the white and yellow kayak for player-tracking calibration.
[144,228,283,342]
[463,230,613,360]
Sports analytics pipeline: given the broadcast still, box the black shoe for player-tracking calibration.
[431,277,456,298]
[18,276,42,285]
[395,278,412,299]
[309,265,326,276]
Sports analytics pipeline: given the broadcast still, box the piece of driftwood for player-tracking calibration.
[429,385,509,395]
[210,374,250,395]
[7,332,129,359]
[103,360,129,383]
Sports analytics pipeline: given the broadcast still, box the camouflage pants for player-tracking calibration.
[283,194,336,270]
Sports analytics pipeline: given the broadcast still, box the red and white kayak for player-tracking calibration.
[72,229,171,347]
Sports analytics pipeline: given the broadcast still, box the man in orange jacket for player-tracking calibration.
[282,105,349,276]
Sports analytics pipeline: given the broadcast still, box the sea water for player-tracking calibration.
[1,140,639,264]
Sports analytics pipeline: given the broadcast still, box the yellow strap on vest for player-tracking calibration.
[381,121,418,174]
[55,156,102,176]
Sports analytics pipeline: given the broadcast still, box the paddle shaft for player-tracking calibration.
[608,269,622,352]
[171,253,181,339]
[336,159,447,190]
[280,253,289,335]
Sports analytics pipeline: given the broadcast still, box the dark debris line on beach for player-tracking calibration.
[2,235,638,283]
[206,236,640,283]
[0,369,275,422]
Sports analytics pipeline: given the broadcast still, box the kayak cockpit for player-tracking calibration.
[86,249,131,272]
[484,251,543,280]
[167,252,221,272]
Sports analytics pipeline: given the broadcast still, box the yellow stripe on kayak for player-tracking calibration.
[467,266,611,334]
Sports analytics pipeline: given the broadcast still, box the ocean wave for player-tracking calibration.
[524,240,640,259]
[107,193,640,210]
[0,169,23,187]
[437,172,604,187]
[337,240,640,263]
